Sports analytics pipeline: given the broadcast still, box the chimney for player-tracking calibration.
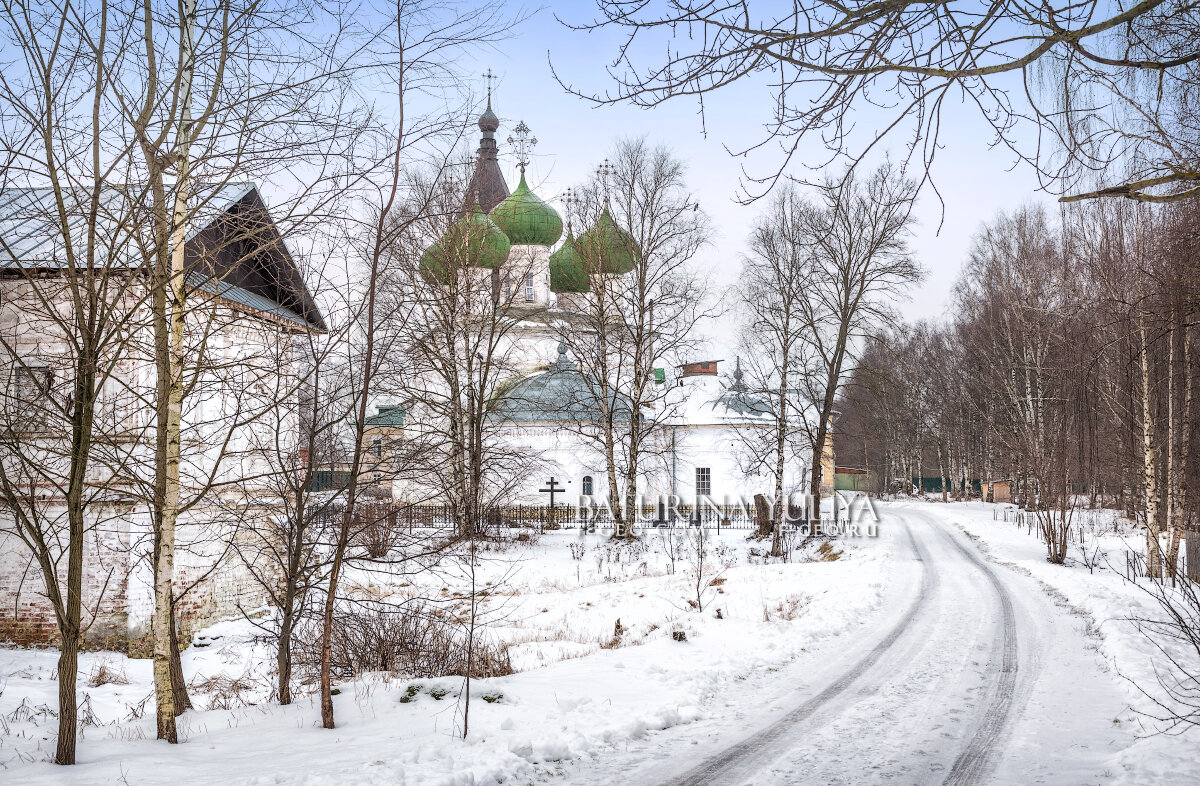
[678,360,720,378]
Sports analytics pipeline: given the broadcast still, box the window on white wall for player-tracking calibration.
[695,467,711,497]
[525,273,535,301]
[15,365,52,401]
[582,475,593,496]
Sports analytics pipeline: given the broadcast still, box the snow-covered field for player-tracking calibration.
[1,500,1198,785]
[0,523,891,785]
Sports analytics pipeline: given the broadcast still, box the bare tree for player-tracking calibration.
[0,189,146,764]
[794,164,922,529]
[313,0,526,730]
[560,138,711,538]
[560,1,1200,203]
[736,186,812,556]
[388,166,542,536]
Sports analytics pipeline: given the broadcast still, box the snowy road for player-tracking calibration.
[566,504,1131,786]
[3,502,1157,786]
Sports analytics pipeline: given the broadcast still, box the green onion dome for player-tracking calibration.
[419,204,511,285]
[577,208,638,275]
[549,233,589,293]
[419,239,451,285]
[489,173,564,246]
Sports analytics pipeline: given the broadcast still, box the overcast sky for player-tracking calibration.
[456,7,1053,337]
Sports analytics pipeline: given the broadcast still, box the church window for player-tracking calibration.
[15,365,52,401]
[582,475,593,496]
[695,467,711,497]
[525,273,535,301]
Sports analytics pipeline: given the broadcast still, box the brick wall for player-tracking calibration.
[0,502,275,650]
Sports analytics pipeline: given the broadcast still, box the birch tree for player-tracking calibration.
[795,163,921,529]
[737,186,812,556]
[561,138,710,538]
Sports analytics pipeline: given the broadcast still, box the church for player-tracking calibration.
[390,94,829,511]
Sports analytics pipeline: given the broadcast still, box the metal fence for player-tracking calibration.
[991,504,1195,581]
[314,501,838,533]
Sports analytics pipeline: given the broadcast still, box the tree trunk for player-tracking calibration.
[1179,324,1194,581]
[169,607,191,713]
[1138,318,1163,577]
[770,369,789,556]
[152,0,197,743]
[54,625,80,764]
[278,579,296,705]
[938,441,949,503]
[320,531,345,728]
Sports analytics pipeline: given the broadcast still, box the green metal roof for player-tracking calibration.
[365,404,406,428]
[577,208,637,275]
[487,343,631,424]
[420,204,511,285]
[549,232,589,293]
[489,173,563,246]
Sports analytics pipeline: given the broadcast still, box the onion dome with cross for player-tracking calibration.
[489,120,563,246]
[576,207,638,275]
[419,203,511,286]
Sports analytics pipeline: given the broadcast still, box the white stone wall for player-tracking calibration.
[0,276,296,646]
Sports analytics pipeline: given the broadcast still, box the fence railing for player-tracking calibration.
[991,504,1195,581]
[314,501,839,533]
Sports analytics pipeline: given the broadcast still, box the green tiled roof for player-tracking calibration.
[549,233,589,293]
[365,404,406,428]
[577,208,637,275]
[420,204,511,285]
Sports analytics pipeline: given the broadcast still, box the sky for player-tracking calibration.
[455,6,1053,331]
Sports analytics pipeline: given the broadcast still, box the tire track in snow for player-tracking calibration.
[664,517,935,786]
[936,524,1019,786]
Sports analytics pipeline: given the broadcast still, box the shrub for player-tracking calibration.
[293,601,513,684]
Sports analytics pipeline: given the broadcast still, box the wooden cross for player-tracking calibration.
[539,476,564,508]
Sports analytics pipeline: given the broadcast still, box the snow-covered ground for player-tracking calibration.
[1,501,1197,785]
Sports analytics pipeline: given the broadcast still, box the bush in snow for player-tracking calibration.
[293,601,512,684]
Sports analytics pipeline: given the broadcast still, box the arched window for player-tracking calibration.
[582,475,593,496]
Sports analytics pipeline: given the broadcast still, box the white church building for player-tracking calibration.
[397,98,828,512]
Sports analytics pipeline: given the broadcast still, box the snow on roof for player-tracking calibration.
[0,182,324,331]
[661,369,774,426]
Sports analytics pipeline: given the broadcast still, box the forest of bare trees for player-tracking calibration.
[1,0,1198,777]
[840,199,1200,579]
